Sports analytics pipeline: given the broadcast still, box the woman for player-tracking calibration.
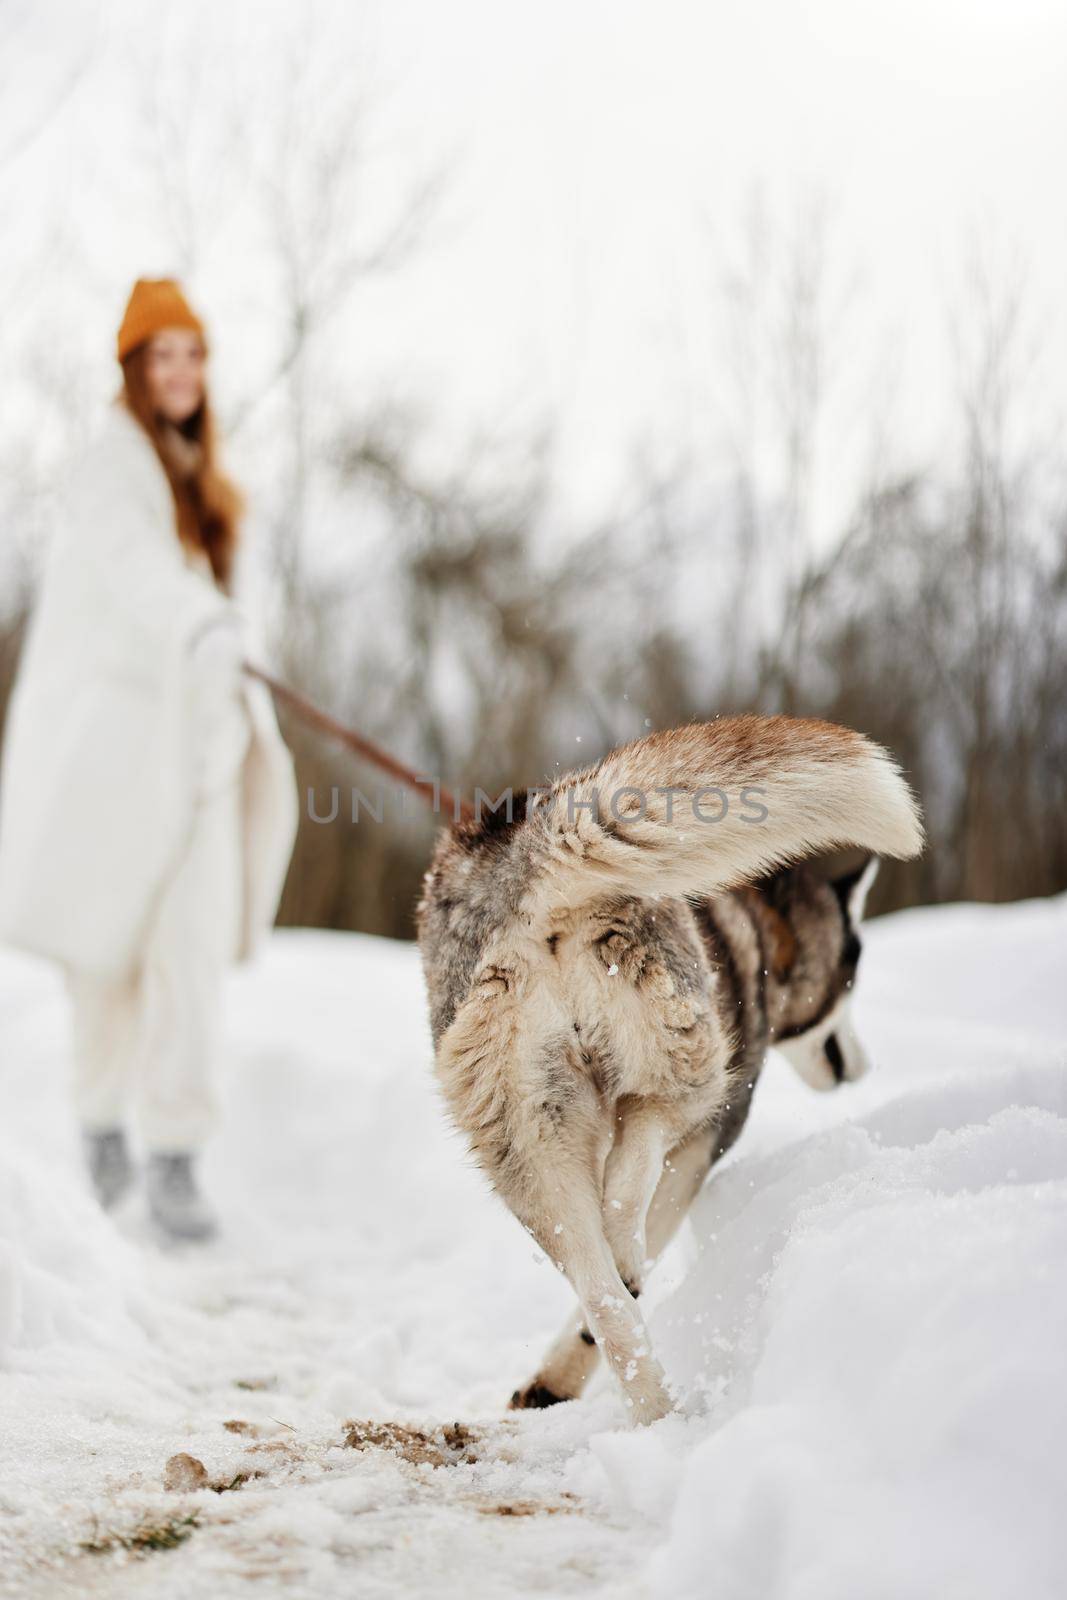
[0,278,299,1241]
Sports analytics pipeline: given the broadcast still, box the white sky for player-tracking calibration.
[5,0,1067,537]
[361,0,1067,526]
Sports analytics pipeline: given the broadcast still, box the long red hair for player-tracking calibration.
[119,346,244,593]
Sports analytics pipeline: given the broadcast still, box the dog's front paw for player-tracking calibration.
[508,1381,569,1411]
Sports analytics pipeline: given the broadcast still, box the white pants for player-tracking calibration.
[64,625,251,1153]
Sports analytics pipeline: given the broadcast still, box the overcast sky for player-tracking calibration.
[6,0,1067,535]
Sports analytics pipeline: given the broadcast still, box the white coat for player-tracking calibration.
[0,398,299,982]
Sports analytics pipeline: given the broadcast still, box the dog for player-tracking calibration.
[415,714,923,1423]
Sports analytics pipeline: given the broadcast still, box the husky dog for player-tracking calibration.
[415,715,923,1424]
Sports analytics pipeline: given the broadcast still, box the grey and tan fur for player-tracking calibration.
[415,714,923,1424]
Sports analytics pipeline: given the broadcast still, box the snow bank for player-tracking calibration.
[0,951,160,1380]
[641,1069,1067,1600]
[0,1125,150,1362]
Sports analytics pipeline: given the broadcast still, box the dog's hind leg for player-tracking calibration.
[643,1121,718,1257]
[509,1310,601,1410]
[498,1102,673,1422]
[601,1098,681,1295]
[517,1188,672,1422]
[510,1122,717,1408]
[435,976,672,1421]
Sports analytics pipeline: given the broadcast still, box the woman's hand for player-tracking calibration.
[187,618,253,800]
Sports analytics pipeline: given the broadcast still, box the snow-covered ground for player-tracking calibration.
[1,894,1065,1599]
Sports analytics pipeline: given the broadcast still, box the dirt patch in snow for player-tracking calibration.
[342,1418,483,1468]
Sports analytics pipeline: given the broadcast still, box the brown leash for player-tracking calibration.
[242,660,475,823]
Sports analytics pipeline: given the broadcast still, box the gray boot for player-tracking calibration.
[146,1152,218,1243]
[83,1127,134,1211]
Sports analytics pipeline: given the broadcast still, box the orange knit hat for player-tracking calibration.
[116,277,208,363]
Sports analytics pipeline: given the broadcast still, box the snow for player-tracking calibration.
[1,895,1065,1597]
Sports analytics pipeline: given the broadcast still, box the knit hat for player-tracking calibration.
[116,278,208,363]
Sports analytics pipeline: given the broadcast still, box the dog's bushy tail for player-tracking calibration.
[522,714,923,922]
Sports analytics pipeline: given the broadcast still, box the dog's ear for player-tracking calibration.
[832,855,879,923]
